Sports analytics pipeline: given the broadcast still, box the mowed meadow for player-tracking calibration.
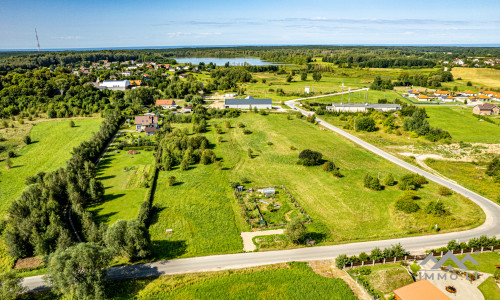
[149,113,484,260]
[425,106,500,144]
[0,118,102,216]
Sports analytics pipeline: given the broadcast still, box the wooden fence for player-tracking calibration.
[344,245,500,269]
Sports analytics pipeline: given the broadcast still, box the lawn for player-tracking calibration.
[27,263,357,300]
[478,277,500,300]
[425,159,500,203]
[88,133,155,224]
[441,252,500,274]
[425,106,500,144]
[0,118,102,216]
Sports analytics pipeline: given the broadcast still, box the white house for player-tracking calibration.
[224,96,272,109]
[99,80,130,91]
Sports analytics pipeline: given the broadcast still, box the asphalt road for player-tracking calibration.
[22,100,500,292]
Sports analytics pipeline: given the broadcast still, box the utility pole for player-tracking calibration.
[341,83,344,104]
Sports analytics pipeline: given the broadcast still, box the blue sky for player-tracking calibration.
[1,0,499,49]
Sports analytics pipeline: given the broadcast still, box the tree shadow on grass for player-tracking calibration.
[90,208,118,224]
[148,205,166,226]
[150,240,188,260]
[172,181,184,186]
[98,175,116,181]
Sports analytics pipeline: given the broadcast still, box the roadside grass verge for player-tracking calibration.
[440,252,500,274]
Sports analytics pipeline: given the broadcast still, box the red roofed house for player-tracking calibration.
[434,90,450,98]
[473,103,499,115]
[135,115,158,132]
[460,90,477,97]
[155,99,177,109]
[416,94,431,101]
[393,280,449,300]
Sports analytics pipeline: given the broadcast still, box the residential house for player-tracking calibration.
[459,90,477,97]
[476,94,492,101]
[168,67,176,72]
[393,280,449,300]
[144,126,157,136]
[442,96,456,102]
[416,94,431,101]
[473,103,499,115]
[407,90,420,97]
[121,71,132,77]
[127,65,138,70]
[155,99,178,109]
[134,115,159,132]
[434,90,450,98]
[183,65,190,70]
[326,103,401,113]
[224,96,272,109]
[480,91,496,97]
[99,80,130,91]
[179,73,188,79]
[129,80,142,87]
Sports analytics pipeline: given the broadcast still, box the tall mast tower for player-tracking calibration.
[35,28,41,52]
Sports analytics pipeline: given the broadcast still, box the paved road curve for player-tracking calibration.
[22,100,500,292]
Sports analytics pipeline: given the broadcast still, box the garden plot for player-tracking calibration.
[236,186,310,229]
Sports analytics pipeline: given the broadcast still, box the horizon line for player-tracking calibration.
[2,43,500,52]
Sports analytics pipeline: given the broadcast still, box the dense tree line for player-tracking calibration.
[209,68,252,90]
[394,70,453,88]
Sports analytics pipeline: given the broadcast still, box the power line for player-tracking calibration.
[35,28,41,52]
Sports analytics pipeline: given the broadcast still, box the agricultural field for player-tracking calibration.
[452,67,500,89]
[27,263,357,300]
[150,113,484,260]
[425,107,500,144]
[88,132,155,224]
[425,159,500,203]
[0,118,102,216]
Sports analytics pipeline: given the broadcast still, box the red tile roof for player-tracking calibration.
[393,280,450,300]
[155,99,176,106]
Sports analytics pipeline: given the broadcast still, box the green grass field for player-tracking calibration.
[26,263,357,300]
[0,118,102,216]
[149,113,484,260]
[425,107,500,144]
[88,137,155,225]
[425,159,500,203]
[479,277,500,300]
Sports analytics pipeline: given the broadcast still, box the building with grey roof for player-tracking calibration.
[224,96,272,109]
[325,103,401,113]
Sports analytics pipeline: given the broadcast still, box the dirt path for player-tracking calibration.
[399,153,457,184]
[284,210,293,222]
[240,229,284,252]
[308,260,371,300]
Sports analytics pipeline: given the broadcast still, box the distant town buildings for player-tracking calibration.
[99,80,130,91]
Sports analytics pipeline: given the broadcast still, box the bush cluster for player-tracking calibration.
[297,149,322,166]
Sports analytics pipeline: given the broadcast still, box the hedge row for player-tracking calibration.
[123,146,156,151]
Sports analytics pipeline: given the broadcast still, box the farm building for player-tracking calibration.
[325,103,401,113]
[99,80,130,91]
[225,96,272,109]
[473,103,499,115]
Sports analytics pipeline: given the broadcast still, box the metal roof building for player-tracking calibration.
[224,96,272,109]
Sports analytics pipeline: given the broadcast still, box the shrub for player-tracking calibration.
[297,149,323,166]
[332,168,343,178]
[18,119,24,125]
[358,252,369,261]
[243,129,252,135]
[370,247,384,261]
[335,254,350,269]
[382,173,396,186]
[425,201,448,216]
[395,192,420,213]
[167,176,176,186]
[494,269,500,280]
[267,141,273,146]
[447,239,460,251]
[290,145,297,150]
[285,217,307,243]
[69,120,75,127]
[364,174,382,191]
[23,135,31,145]
[398,174,428,190]
[237,122,245,128]
[7,151,15,158]
[438,186,453,196]
[323,161,335,172]
[355,117,377,132]
[357,266,372,275]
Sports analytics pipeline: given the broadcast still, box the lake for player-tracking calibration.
[171,57,283,66]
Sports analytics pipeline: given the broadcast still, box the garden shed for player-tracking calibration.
[258,187,275,197]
